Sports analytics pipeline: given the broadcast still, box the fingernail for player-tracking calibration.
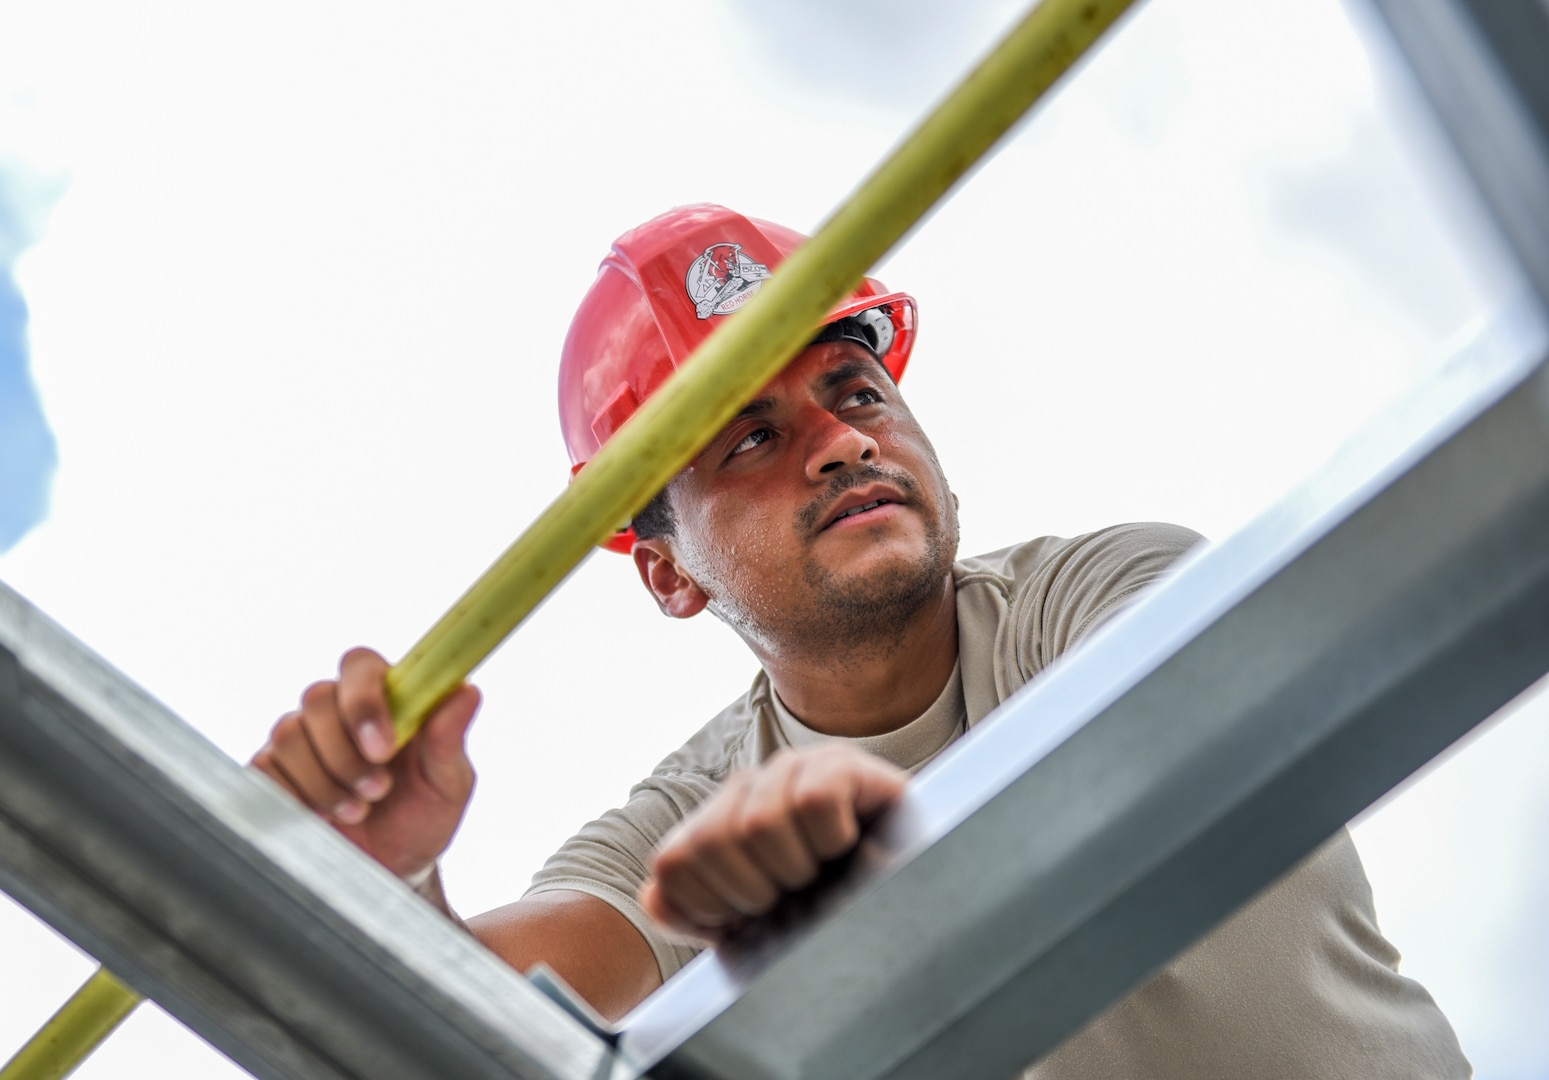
[355,773,389,800]
[334,799,367,824]
[360,719,394,762]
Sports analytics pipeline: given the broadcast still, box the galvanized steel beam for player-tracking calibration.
[8,5,1549,1080]
[0,600,614,1080]
[1370,0,1549,308]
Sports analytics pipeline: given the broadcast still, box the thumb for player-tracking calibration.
[411,683,480,804]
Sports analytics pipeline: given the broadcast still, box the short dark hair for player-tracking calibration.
[633,483,676,541]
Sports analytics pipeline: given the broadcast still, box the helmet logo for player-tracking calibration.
[685,243,771,319]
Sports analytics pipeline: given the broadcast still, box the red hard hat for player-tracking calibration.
[558,203,918,553]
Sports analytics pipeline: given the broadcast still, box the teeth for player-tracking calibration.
[837,500,884,520]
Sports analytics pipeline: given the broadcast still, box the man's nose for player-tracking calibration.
[803,410,880,483]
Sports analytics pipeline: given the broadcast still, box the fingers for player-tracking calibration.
[643,745,907,940]
[299,679,392,801]
[254,710,367,824]
[655,775,781,925]
[336,647,396,763]
[255,649,391,822]
[251,648,403,826]
[790,747,906,860]
[250,649,483,889]
[739,765,820,889]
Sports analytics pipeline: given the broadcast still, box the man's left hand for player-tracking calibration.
[639,744,906,944]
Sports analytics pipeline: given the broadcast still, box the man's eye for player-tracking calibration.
[841,388,883,409]
[731,428,772,456]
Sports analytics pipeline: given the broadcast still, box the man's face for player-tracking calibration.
[639,340,959,661]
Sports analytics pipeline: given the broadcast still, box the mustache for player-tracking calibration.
[797,463,918,533]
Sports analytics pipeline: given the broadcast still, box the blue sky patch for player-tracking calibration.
[0,165,59,553]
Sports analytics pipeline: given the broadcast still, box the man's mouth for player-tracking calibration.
[800,469,916,534]
[832,499,890,523]
[818,485,907,531]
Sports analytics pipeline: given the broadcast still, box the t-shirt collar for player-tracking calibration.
[767,661,967,775]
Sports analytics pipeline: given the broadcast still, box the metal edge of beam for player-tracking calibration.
[0,605,613,1080]
[1367,0,1549,308]
[610,295,1549,1080]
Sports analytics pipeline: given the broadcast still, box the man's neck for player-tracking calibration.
[758,576,959,739]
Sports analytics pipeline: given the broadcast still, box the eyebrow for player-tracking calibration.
[734,396,776,420]
[817,357,886,392]
[728,357,885,424]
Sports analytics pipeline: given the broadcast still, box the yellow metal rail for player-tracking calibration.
[0,971,138,1080]
[1,0,1137,1075]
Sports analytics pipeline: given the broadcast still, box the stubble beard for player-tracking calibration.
[711,463,960,667]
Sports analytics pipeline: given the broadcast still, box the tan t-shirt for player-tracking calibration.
[527,522,1470,1078]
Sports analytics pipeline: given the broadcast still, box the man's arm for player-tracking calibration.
[252,650,902,1021]
[250,650,666,1020]
[466,891,663,1021]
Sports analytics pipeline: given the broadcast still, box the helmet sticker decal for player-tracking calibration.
[685,243,771,319]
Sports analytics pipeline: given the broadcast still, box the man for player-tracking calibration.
[254,205,1470,1077]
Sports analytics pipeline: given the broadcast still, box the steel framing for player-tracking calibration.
[619,298,1549,1079]
[1370,0,1549,310]
[618,4,1549,1073]
[3,1,1549,1078]
[0,596,612,1080]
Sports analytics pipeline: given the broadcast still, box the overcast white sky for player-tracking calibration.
[1,0,1545,1076]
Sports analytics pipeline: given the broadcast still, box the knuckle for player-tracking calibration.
[745,886,778,915]
[340,646,385,669]
[251,749,277,779]
[675,827,721,865]
[300,680,336,713]
[299,713,367,778]
[271,712,306,754]
[336,684,380,726]
[792,784,843,821]
[339,649,388,700]
[652,843,696,881]
[737,807,786,845]
[813,822,859,860]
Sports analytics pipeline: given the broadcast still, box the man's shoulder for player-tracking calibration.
[954,522,1204,593]
[953,522,1206,701]
[641,671,774,786]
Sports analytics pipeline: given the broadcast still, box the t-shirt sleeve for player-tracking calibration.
[524,770,720,982]
[1010,521,1203,679]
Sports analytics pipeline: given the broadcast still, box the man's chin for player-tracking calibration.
[805,534,952,611]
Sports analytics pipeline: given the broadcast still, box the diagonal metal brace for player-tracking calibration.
[0,594,615,1080]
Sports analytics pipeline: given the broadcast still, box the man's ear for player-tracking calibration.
[632,538,711,619]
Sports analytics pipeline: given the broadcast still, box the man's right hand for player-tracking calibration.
[251,647,480,885]
[252,650,663,1020]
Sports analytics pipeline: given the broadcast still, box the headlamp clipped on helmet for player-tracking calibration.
[809,305,897,360]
